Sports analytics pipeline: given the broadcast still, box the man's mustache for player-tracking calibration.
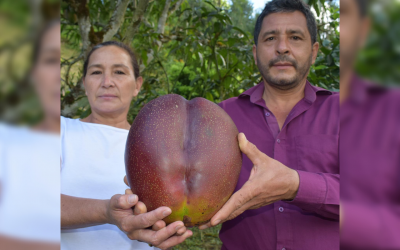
[268,56,298,69]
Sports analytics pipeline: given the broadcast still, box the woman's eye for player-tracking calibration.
[91,71,102,75]
[44,58,59,65]
[115,70,125,75]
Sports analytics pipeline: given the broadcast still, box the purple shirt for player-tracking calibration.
[218,81,340,250]
[340,75,400,249]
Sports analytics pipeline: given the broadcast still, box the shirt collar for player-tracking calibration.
[349,74,386,104]
[239,80,333,106]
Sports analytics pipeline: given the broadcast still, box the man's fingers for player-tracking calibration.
[110,194,138,210]
[224,199,255,222]
[156,230,193,250]
[125,188,133,195]
[133,201,147,215]
[124,176,129,186]
[238,133,265,166]
[127,207,172,230]
[210,185,253,226]
[152,220,166,231]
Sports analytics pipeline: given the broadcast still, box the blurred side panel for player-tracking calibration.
[0,0,60,249]
[340,0,400,249]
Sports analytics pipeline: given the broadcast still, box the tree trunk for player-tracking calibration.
[102,0,131,42]
[123,0,150,44]
[157,0,171,34]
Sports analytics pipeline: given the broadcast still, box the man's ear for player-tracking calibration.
[359,17,371,49]
[252,44,258,66]
[133,76,143,97]
[311,42,319,65]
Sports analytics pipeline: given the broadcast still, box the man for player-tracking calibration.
[340,0,400,249]
[199,0,339,249]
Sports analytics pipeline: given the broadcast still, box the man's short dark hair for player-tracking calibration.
[356,0,369,17]
[254,0,317,46]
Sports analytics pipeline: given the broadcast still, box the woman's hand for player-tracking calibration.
[112,177,191,249]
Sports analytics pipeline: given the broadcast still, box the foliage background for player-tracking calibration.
[60,0,339,125]
[354,0,400,86]
[58,1,338,247]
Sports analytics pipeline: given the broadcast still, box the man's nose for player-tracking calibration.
[276,37,290,55]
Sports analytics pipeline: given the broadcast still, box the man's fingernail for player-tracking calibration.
[163,209,171,217]
[213,219,221,226]
[128,194,137,204]
[175,225,183,231]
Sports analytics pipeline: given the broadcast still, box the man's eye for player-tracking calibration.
[91,71,102,75]
[267,37,274,41]
[292,36,300,40]
[115,70,125,75]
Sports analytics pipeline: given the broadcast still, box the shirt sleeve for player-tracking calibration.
[285,170,339,220]
[0,123,6,181]
[341,202,400,249]
[60,116,66,171]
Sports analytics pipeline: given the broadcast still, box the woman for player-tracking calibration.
[60,41,192,250]
[0,20,60,250]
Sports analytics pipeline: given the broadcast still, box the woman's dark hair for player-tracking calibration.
[254,0,317,46]
[356,0,369,17]
[32,19,60,65]
[83,41,140,79]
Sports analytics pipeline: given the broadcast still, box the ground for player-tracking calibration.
[173,224,222,250]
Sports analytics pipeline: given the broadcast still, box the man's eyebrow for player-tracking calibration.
[261,30,278,39]
[287,29,305,37]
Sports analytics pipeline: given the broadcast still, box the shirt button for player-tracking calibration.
[277,139,280,143]
[265,112,270,117]
[279,207,284,212]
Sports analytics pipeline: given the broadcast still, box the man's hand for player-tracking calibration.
[199,133,299,230]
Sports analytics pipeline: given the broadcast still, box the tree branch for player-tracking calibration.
[157,60,170,94]
[102,0,131,42]
[157,0,171,34]
[170,0,184,15]
[63,53,84,88]
[70,0,91,57]
[123,0,150,43]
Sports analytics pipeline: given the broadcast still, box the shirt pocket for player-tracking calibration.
[294,134,339,173]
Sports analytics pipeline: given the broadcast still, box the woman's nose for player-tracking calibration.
[101,74,115,88]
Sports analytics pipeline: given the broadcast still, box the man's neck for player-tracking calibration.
[263,79,307,113]
[262,79,307,130]
[340,70,353,104]
[81,111,130,130]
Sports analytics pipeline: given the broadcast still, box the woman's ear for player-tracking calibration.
[133,76,143,97]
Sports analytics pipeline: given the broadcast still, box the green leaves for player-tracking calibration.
[61,0,339,122]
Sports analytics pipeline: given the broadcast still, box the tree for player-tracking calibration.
[61,0,339,123]
[59,0,339,248]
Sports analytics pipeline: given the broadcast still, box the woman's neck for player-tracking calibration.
[33,115,61,134]
[81,112,131,130]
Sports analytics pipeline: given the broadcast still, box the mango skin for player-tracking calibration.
[125,94,242,227]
